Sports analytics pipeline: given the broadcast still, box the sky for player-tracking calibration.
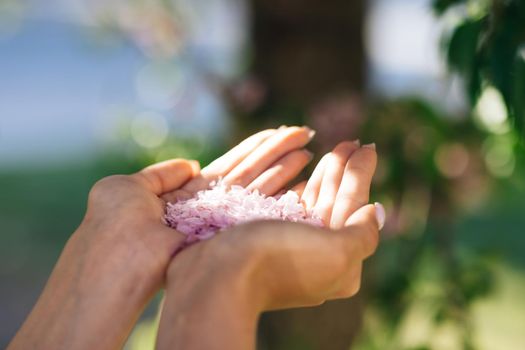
[0,18,144,166]
[0,0,461,167]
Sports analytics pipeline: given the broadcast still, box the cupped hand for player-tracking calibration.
[157,205,384,350]
[163,125,314,202]
[9,126,314,350]
[7,158,200,350]
[163,139,380,308]
[156,140,383,349]
[78,126,314,283]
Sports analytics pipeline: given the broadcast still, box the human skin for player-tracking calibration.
[7,126,314,350]
[156,141,383,350]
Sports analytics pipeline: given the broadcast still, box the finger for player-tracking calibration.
[314,141,360,225]
[330,144,378,229]
[182,129,277,193]
[202,129,277,176]
[339,203,384,259]
[301,154,329,210]
[222,126,315,187]
[247,149,313,195]
[290,180,307,197]
[133,159,200,195]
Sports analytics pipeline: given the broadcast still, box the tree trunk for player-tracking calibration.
[249,0,367,348]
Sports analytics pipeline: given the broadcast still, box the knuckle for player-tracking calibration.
[338,192,366,209]
[347,161,370,175]
[360,221,379,256]
[89,175,126,200]
[337,280,361,298]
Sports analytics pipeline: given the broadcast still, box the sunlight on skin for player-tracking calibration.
[8,125,382,350]
[155,137,383,350]
[162,126,315,202]
[299,140,378,229]
[6,126,315,350]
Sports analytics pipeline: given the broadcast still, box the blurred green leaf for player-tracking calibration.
[432,0,466,15]
[447,18,486,105]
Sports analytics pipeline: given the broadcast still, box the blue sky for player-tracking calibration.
[0,18,144,166]
[0,0,457,167]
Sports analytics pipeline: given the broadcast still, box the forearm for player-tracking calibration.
[157,281,259,350]
[8,231,159,350]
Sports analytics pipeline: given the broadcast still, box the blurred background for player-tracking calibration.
[1,0,524,349]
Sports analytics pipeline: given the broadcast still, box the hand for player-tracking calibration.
[7,158,200,350]
[156,141,383,350]
[163,125,315,201]
[8,126,313,350]
[294,140,378,229]
[157,207,384,350]
[75,126,313,286]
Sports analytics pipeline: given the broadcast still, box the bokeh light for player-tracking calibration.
[475,87,510,134]
[135,61,186,110]
[483,137,516,178]
[2,0,525,349]
[130,111,169,149]
[435,142,470,179]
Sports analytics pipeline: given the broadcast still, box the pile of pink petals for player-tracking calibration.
[165,181,323,245]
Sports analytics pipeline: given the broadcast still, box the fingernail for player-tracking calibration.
[352,139,361,146]
[362,143,376,150]
[190,160,201,172]
[303,126,316,139]
[374,202,386,230]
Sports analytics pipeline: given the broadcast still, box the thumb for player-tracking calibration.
[340,203,385,259]
[134,159,201,195]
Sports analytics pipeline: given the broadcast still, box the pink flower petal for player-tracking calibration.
[165,181,323,247]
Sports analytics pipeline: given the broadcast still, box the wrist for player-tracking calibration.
[160,243,261,349]
[71,223,167,289]
[167,234,266,313]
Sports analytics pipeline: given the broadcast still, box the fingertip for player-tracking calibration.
[348,143,378,171]
[189,160,201,174]
[136,158,197,195]
[333,140,360,153]
[284,125,316,142]
[355,143,378,164]
[302,126,316,139]
[374,202,386,230]
[344,203,377,227]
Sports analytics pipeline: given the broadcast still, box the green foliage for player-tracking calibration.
[434,0,525,139]
[353,97,525,349]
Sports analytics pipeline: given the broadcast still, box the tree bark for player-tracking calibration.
[249,0,367,348]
